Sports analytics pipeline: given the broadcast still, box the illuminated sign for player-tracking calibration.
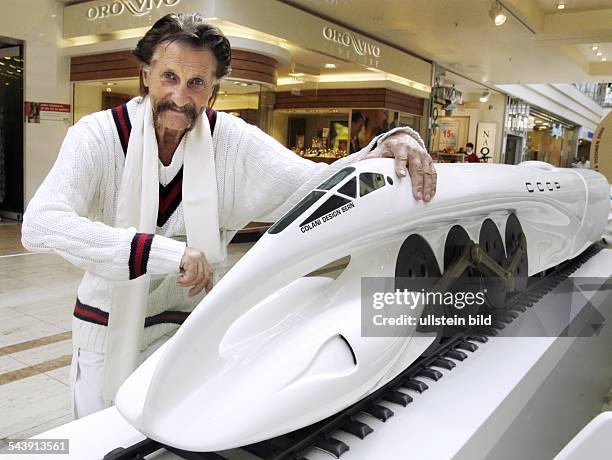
[322,26,381,58]
[86,0,181,20]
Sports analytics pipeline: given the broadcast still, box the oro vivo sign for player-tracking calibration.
[322,26,381,58]
[86,0,180,20]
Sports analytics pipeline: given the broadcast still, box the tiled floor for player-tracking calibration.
[0,223,80,441]
[0,223,255,443]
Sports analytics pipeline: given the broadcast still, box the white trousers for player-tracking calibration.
[70,335,170,419]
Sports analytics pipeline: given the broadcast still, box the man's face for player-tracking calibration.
[143,41,217,133]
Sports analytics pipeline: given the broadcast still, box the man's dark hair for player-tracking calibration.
[466,142,474,149]
[132,12,231,106]
[352,111,364,123]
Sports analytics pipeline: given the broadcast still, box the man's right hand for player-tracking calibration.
[177,247,213,297]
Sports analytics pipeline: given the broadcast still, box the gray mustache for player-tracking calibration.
[155,100,198,123]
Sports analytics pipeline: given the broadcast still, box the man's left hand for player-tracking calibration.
[365,132,437,202]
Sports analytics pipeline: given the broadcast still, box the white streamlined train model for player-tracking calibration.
[115,159,609,452]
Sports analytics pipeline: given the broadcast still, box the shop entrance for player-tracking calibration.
[0,39,23,220]
[577,138,591,163]
[430,67,506,163]
[505,134,522,165]
[526,107,577,167]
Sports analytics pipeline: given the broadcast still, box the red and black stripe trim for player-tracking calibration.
[157,167,183,227]
[111,103,131,155]
[74,298,109,326]
[205,107,217,133]
[110,104,215,156]
[144,310,190,327]
[129,232,155,280]
[73,298,191,328]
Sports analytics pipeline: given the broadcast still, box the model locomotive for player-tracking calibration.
[115,159,609,451]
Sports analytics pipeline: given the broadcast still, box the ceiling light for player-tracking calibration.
[323,63,337,69]
[288,72,305,77]
[489,1,507,26]
[602,57,608,62]
[557,2,566,10]
[592,45,599,51]
[596,51,603,56]
[479,90,491,102]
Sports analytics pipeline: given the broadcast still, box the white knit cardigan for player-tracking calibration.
[22,97,420,353]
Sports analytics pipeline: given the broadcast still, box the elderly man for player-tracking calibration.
[21,12,436,418]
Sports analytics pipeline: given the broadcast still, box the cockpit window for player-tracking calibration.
[317,167,356,191]
[338,177,356,198]
[359,173,386,197]
[299,194,351,227]
[268,191,326,234]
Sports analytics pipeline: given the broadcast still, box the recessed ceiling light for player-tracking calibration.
[557,2,566,10]
[602,57,608,62]
[323,63,337,69]
[592,45,599,51]
[597,51,603,56]
[489,1,507,26]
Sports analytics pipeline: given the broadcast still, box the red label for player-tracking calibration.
[39,103,71,113]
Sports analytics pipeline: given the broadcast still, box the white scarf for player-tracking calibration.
[102,96,223,400]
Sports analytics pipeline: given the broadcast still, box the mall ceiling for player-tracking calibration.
[58,0,612,85]
[281,0,612,85]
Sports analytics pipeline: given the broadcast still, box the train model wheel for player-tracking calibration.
[479,219,507,309]
[505,213,528,292]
